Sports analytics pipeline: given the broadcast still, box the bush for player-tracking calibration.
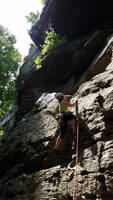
[42,30,66,55]
[35,30,66,69]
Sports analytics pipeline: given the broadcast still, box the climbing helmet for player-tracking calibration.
[55,93,64,100]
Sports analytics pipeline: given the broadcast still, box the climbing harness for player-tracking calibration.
[73,100,80,200]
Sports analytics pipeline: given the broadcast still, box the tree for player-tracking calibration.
[0,25,21,118]
[25,11,39,26]
[40,0,46,5]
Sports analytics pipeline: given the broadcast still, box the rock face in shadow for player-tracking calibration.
[1,3,113,200]
[53,0,113,38]
[1,33,113,199]
[30,0,113,46]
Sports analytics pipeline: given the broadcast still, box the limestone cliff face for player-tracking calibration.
[0,2,113,200]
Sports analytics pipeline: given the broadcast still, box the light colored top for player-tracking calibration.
[59,100,70,113]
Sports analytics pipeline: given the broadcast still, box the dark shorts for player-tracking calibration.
[58,112,76,138]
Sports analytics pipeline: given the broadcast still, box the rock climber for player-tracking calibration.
[54,93,76,156]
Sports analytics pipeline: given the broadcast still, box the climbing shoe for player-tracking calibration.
[54,148,60,156]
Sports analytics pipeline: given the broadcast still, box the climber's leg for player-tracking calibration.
[70,119,76,134]
[67,118,76,134]
[55,136,64,150]
[54,116,67,155]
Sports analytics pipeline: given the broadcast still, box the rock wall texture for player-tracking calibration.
[16,28,113,120]
[0,36,113,199]
[1,1,113,200]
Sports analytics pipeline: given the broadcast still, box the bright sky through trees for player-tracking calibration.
[0,0,42,56]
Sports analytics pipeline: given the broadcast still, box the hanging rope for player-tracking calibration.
[73,100,80,200]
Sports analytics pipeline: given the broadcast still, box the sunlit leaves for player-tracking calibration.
[25,11,39,26]
[40,0,46,5]
[42,30,66,55]
[35,56,42,69]
[0,25,21,118]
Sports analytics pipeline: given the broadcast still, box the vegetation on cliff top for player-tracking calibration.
[25,11,39,26]
[25,0,45,27]
[40,0,46,5]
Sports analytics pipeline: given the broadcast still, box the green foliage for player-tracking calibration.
[0,130,4,136]
[0,25,21,118]
[35,30,66,69]
[25,11,39,26]
[40,0,46,5]
[35,56,42,69]
[42,30,66,55]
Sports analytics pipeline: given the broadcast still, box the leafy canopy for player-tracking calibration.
[25,11,39,26]
[0,25,21,118]
[40,0,46,5]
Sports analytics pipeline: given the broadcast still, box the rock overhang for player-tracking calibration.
[30,0,113,47]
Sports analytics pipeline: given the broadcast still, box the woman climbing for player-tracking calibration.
[54,93,76,156]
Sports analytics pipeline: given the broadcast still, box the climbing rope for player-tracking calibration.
[73,100,80,200]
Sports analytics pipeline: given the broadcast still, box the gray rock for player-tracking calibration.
[1,18,113,200]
